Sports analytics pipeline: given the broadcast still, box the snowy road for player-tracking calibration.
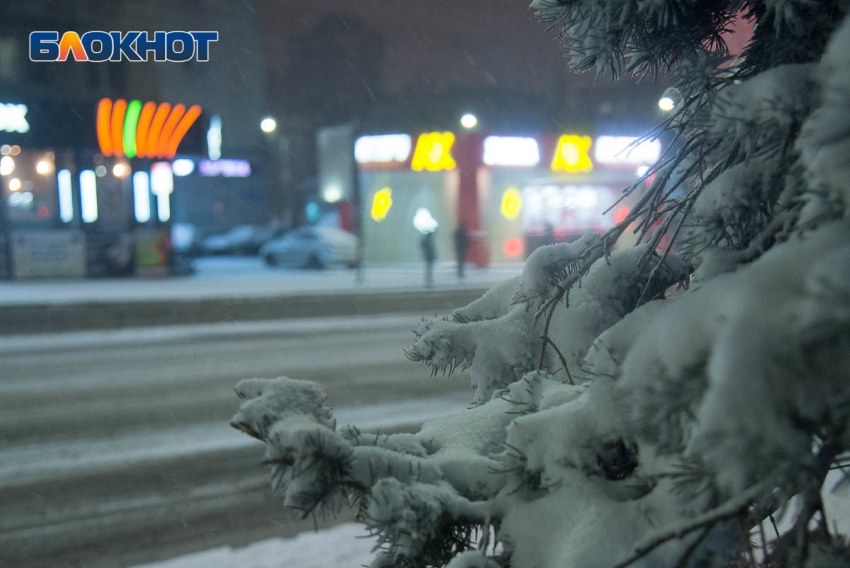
[0,312,471,568]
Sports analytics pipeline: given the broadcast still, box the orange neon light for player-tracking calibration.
[157,104,185,158]
[146,103,171,158]
[97,98,114,156]
[110,99,127,157]
[166,105,202,158]
[58,32,88,62]
[95,99,203,159]
[135,102,157,158]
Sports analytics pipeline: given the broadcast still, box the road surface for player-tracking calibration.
[0,312,473,568]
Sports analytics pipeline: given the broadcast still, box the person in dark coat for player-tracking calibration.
[453,223,469,279]
[420,230,436,288]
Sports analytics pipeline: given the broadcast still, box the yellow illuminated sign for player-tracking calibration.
[500,187,523,220]
[411,132,456,172]
[551,135,593,173]
[371,187,393,221]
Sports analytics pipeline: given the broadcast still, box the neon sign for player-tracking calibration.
[197,159,251,177]
[594,136,661,165]
[0,103,30,133]
[500,187,523,220]
[551,135,593,173]
[411,132,456,172]
[97,98,202,159]
[371,187,393,222]
[483,137,540,167]
[355,135,411,164]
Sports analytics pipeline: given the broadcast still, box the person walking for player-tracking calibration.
[420,230,436,288]
[453,223,469,279]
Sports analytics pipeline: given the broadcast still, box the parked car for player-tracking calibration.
[198,225,279,256]
[260,226,359,269]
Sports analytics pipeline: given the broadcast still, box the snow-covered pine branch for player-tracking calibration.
[231,3,850,567]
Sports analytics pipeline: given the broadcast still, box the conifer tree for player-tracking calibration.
[233,2,850,566]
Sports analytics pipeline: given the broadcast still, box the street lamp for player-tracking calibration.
[460,113,478,129]
[260,116,277,133]
[658,87,681,112]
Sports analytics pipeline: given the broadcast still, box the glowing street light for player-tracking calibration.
[658,87,681,112]
[658,97,675,112]
[113,163,128,177]
[460,113,478,129]
[260,116,277,133]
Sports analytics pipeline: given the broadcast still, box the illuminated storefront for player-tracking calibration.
[355,131,660,265]
[0,95,258,279]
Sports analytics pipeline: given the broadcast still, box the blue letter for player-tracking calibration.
[136,31,167,62]
[110,31,142,61]
[165,31,194,62]
[81,31,112,62]
[191,32,218,62]
[29,31,59,62]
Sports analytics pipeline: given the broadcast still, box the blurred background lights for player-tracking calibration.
[500,187,523,220]
[8,177,21,191]
[503,237,524,259]
[36,160,52,175]
[658,87,681,112]
[112,163,128,177]
[413,207,438,233]
[370,187,393,222]
[322,184,343,203]
[95,165,107,177]
[460,113,477,129]
[260,116,277,133]
[0,155,14,175]
[172,158,195,176]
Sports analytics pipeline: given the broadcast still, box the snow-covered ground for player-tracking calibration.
[0,258,522,305]
[131,523,377,568]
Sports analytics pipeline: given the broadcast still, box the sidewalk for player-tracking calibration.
[0,258,523,334]
[0,257,522,306]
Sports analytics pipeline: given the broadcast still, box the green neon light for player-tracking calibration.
[123,100,143,159]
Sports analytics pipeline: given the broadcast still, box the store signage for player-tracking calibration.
[500,187,523,220]
[97,98,202,159]
[355,135,411,164]
[30,31,218,62]
[551,135,593,173]
[483,137,540,167]
[594,136,661,165]
[0,103,30,133]
[370,187,393,222]
[411,132,456,172]
[198,159,251,177]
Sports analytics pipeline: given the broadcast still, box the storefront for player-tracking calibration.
[0,96,262,279]
[353,131,660,266]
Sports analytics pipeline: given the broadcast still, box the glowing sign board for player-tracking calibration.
[411,132,456,172]
[483,137,540,167]
[594,136,661,165]
[355,135,411,164]
[0,103,30,133]
[551,135,593,173]
[371,187,393,222]
[97,98,202,159]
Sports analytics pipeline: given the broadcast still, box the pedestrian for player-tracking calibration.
[453,223,469,279]
[420,230,436,288]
